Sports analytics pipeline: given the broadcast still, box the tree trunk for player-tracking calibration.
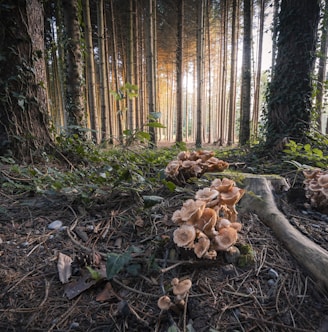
[145,0,157,147]
[227,0,239,146]
[266,0,320,148]
[196,0,205,148]
[239,0,252,146]
[252,0,265,140]
[0,0,52,162]
[175,0,184,143]
[315,0,328,132]
[83,0,99,143]
[62,0,86,137]
[97,0,111,143]
[239,174,328,293]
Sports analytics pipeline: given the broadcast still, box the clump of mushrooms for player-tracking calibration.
[172,177,244,259]
[165,150,229,185]
[303,168,328,214]
[157,277,192,313]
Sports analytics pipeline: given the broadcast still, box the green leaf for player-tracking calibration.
[146,122,166,128]
[106,246,141,280]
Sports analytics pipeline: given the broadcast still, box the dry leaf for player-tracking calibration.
[135,216,144,228]
[96,282,115,302]
[57,252,73,284]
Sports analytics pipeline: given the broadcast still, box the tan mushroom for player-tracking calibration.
[157,295,172,311]
[195,187,219,202]
[203,249,218,260]
[205,157,229,172]
[157,295,180,314]
[177,151,190,161]
[164,160,182,177]
[318,173,328,188]
[173,224,196,249]
[179,199,206,224]
[217,178,235,193]
[193,231,211,258]
[219,186,245,206]
[171,278,192,300]
[211,227,238,251]
[201,208,218,238]
[216,217,231,230]
[171,209,183,225]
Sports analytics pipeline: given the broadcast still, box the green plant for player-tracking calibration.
[283,139,328,168]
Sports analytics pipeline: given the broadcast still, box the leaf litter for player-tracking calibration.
[0,170,328,331]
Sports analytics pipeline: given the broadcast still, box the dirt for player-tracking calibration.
[1,163,328,332]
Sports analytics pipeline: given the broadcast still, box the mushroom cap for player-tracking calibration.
[177,151,190,161]
[220,187,245,206]
[205,157,229,172]
[157,295,172,310]
[216,218,231,229]
[212,227,238,251]
[218,178,235,193]
[180,199,206,223]
[203,249,218,260]
[194,232,211,258]
[173,224,196,248]
[165,160,182,177]
[195,187,219,202]
[201,208,218,238]
[318,173,328,188]
[171,278,192,297]
[230,222,242,232]
[303,168,321,179]
[171,209,183,224]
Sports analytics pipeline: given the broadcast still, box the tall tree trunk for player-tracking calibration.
[271,0,279,76]
[239,0,252,146]
[145,0,157,147]
[110,0,123,143]
[175,0,184,143]
[83,0,99,143]
[252,0,265,140]
[0,0,52,162]
[62,0,86,137]
[266,0,320,148]
[97,0,111,143]
[196,0,205,148]
[228,0,239,145]
[316,0,328,132]
[127,0,135,131]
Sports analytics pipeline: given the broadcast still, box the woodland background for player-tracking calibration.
[0,0,327,161]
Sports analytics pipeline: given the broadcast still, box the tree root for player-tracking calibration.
[238,173,328,294]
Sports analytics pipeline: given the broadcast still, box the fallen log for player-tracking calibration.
[238,173,328,293]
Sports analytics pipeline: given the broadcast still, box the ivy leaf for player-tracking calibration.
[106,246,141,280]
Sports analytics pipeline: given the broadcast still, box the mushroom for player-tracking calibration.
[201,208,218,238]
[211,227,238,251]
[157,295,180,314]
[177,151,190,161]
[216,217,231,230]
[219,187,245,206]
[179,199,206,224]
[195,187,219,202]
[164,160,182,177]
[173,224,196,249]
[157,295,172,311]
[217,178,235,193]
[205,157,229,172]
[171,277,192,300]
[193,231,211,258]
[203,249,217,260]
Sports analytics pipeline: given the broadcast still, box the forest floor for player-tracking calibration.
[1,144,328,332]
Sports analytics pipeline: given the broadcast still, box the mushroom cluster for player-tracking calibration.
[157,277,192,313]
[165,150,229,185]
[303,168,328,214]
[172,177,245,259]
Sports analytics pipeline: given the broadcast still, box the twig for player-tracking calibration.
[112,277,159,298]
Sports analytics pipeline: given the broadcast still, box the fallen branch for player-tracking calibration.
[239,173,328,293]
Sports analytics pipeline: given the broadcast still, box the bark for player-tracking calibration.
[239,174,328,293]
[266,0,320,147]
[175,0,184,143]
[0,0,51,162]
[83,0,99,143]
[62,0,86,136]
[195,0,205,148]
[239,0,252,146]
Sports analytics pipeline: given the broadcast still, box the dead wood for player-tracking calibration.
[238,173,328,293]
